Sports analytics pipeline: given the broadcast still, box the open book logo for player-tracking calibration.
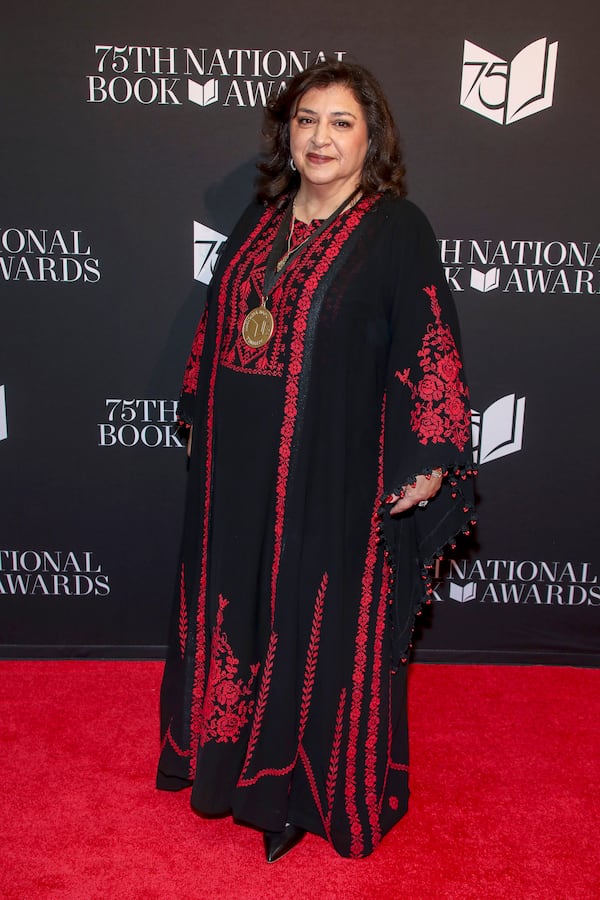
[471,394,525,465]
[449,582,477,603]
[460,37,558,125]
[470,267,500,292]
[188,78,219,107]
[0,386,7,442]
[193,222,227,284]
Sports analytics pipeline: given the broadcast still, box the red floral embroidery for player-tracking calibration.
[199,595,259,747]
[395,285,470,452]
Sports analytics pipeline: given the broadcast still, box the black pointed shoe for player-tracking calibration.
[263,823,306,863]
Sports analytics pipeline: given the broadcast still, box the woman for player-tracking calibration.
[157,59,475,861]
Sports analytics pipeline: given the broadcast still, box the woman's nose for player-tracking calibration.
[312,121,330,146]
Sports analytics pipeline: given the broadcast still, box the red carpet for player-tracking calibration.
[1,662,598,899]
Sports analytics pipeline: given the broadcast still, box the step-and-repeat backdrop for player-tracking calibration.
[2,1,598,664]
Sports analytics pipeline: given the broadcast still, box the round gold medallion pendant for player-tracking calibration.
[242,306,274,348]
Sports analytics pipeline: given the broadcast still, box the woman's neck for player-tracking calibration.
[293,182,360,223]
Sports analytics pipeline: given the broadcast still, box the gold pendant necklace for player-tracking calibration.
[241,299,275,348]
[242,209,306,347]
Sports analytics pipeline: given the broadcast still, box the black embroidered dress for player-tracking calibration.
[157,194,474,858]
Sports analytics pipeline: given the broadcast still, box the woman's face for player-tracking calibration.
[289,84,369,195]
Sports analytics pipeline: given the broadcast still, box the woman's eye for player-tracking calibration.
[298,117,314,126]
[333,120,351,128]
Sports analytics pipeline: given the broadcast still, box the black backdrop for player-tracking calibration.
[2,0,599,664]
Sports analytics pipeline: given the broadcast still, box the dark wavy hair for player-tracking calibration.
[256,59,407,203]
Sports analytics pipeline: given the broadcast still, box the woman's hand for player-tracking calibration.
[187,425,193,458]
[387,469,443,515]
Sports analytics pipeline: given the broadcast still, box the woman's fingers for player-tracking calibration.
[387,471,443,515]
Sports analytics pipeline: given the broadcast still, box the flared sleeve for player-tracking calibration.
[381,200,476,663]
[177,299,209,426]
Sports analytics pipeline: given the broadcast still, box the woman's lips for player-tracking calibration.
[306,153,334,164]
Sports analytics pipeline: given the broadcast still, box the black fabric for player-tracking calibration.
[157,193,474,857]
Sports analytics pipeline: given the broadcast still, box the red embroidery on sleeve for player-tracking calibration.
[182,305,208,396]
[395,285,470,452]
